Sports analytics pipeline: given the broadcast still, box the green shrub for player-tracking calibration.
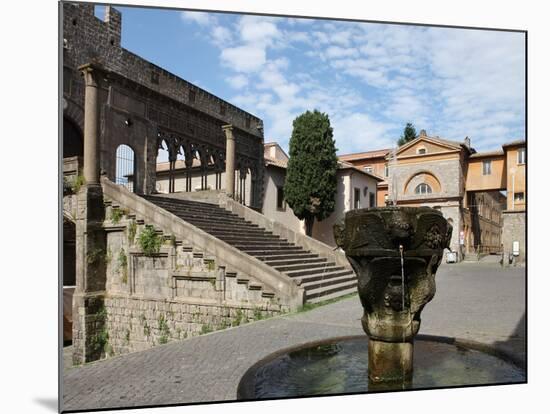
[72,174,86,193]
[138,225,162,256]
[110,208,123,224]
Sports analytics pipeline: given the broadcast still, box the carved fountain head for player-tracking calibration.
[335,207,452,342]
[334,207,452,384]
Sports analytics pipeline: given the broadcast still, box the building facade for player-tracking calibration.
[338,130,526,262]
[264,143,382,246]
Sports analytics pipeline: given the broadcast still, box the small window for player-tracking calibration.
[364,166,373,174]
[276,187,285,211]
[417,147,427,155]
[517,148,525,165]
[384,165,389,177]
[354,188,361,209]
[483,160,492,175]
[369,192,375,207]
[514,192,525,202]
[189,89,196,103]
[415,183,432,195]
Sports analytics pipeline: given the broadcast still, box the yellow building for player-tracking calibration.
[338,132,526,262]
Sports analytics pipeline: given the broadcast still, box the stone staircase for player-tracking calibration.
[141,195,357,303]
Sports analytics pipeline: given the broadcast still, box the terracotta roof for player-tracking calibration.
[265,156,288,169]
[469,150,504,159]
[339,148,391,161]
[338,161,384,181]
[502,139,526,148]
[264,156,382,181]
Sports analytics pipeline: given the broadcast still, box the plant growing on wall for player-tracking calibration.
[284,109,338,236]
[110,208,124,224]
[118,248,128,283]
[127,219,137,245]
[158,314,171,344]
[137,225,163,256]
[72,174,86,193]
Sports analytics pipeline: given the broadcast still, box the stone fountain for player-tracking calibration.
[333,207,452,387]
[237,207,525,399]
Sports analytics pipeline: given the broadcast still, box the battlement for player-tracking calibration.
[62,3,262,136]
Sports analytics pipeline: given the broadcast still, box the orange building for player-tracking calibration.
[339,148,391,206]
[338,132,526,263]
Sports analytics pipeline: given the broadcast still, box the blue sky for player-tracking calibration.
[96,5,525,155]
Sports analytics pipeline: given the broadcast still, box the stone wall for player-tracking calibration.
[96,203,289,358]
[62,3,262,134]
[62,3,265,207]
[389,158,463,201]
[104,296,284,356]
[501,210,526,265]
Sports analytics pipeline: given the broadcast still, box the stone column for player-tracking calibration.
[72,63,107,365]
[79,64,101,185]
[223,125,236,198]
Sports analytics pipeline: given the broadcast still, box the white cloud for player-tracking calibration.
[226,74,248,89]
[332,112,396,153]
[220,45,266,73]
[324,46,357,59]
[180,11,215,27]
[210,26,233,47]
[239,15,280,45]
[178,12,524,153]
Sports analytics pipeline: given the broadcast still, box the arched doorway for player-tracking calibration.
[115,144,135,192]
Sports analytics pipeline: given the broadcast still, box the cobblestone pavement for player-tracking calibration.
[62,262,526,411]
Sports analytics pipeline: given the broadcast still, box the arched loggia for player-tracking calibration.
[115,144,135,192]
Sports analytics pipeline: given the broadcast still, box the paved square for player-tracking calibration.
[62,262,525,412]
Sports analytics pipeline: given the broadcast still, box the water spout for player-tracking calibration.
[334,206,453,387]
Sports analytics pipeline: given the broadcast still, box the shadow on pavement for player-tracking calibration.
[492,311,526,369]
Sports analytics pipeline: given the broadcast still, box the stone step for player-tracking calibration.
[295,269,355,285]
[306,284,358,304]
[264,257,328,267]
[183,219,260,230]
[143,195,221,209]
[143,200,236,215]
[170,214,252,226]
[255,252,319,261]
[305,279,358,302]
[225,241,294,248]
[208,230,276,238]
[286,265,346,278]
[274,261,336,272]
[215,234,284,243]
[141,194,354,303]
[246,248,309,257]
[300,273,357,292]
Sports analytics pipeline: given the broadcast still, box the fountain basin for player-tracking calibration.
[237,335,525,400]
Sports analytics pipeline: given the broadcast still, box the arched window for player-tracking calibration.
[415,183,432,194]
[115,144,135,192]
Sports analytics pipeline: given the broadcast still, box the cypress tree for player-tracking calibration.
[284,110,338,236]
[397,122,417,146]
